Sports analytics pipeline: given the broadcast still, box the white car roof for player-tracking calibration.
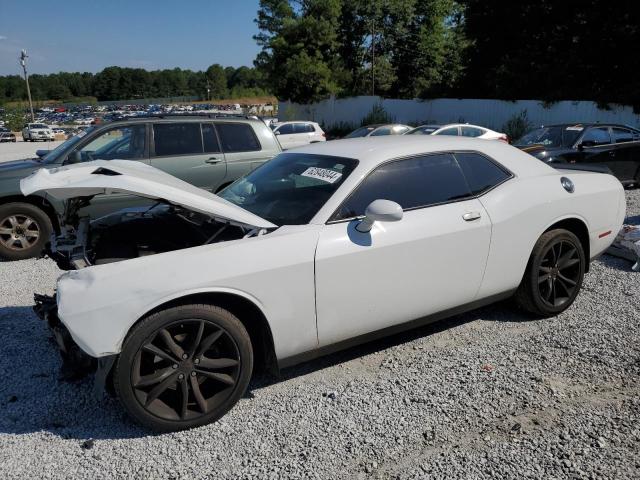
[290,136,552,178]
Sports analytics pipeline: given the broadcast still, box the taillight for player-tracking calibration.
[498,134,509,143]
[322,132,326,137]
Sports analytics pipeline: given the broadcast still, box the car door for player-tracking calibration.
[73,123,151,218]
[576,126,618,175]
[610,126,640,181]
[274,123,296,149]
[216,122,270,190]
[149,122,226,192]
[314,153,492,346]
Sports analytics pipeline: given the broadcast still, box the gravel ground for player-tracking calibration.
[0,139,65,164]
[0,191,638,480]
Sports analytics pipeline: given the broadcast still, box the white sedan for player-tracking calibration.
[271,121,326,150]
[22,136,624,431]
[407,123,509,142]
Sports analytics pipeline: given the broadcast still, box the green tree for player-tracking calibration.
[255,0,344,102]
[205,64,228,98]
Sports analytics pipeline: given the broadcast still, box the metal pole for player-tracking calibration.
[371,21,375,96]
[19,50,35,122]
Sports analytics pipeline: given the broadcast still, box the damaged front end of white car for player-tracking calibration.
[23,160,277,383]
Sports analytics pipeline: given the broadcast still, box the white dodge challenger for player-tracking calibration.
[22,136,625,431]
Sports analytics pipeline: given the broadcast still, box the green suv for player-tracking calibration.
[0,115,282,260]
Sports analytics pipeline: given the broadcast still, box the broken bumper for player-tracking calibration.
[33,293,115,393]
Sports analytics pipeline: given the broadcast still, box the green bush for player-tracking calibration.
[360,103,393,126]
[501,109,532,142]
[1,108,27,132]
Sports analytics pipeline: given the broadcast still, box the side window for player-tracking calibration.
[332,153,471,221]
[581,127,611,146]
[276,124,294,135]
[202,123,221,153]
[455,152,511,195]
[217,123,261,152]
[305,124,316,133]
[436,127,459,136]
[369,126,392,136]
[79,125,146,161]
[153,123,203,156]
[461,126,484,138]
[611,127,635,143]
[293,123,309,134]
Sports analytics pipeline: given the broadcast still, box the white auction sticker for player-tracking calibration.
[565,125,584,131]
[300,167,342,183]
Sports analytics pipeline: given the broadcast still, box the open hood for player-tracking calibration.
[20,160,276,229]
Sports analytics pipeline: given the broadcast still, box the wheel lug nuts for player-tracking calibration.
[191,371,197,377]
[172,364,178,369]
[194,358,200,364]
[182,354,188,360]
[178,373,184,379]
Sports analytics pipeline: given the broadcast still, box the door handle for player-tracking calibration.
[462,211,481,221]
[608,151,616,156]
[205,157,222,164]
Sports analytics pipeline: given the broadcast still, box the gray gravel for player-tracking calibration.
[0,191,639,480]
[0,140,64,164]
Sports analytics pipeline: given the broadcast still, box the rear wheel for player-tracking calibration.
[114,304,253,432]
[515,229,585,317]
[0,202,52,260]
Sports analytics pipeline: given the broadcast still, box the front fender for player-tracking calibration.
[55,224,322,360]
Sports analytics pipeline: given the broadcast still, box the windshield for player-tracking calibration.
[41,131,90,164]
[345,126,376,138]
[220,153,358,225]
[514,126,583,148]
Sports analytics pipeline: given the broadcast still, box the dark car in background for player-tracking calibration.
[515,123,640,186]
[0,115,281,260]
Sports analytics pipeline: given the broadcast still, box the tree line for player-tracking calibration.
[255,0,640,108]
[1,1,638,108]
[0,65,268,104]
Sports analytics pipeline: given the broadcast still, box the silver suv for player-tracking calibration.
[0,115,282,260]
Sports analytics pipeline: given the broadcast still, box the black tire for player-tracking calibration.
[515,229,585,317]
[113,304,253,432]
[0,202,53,261]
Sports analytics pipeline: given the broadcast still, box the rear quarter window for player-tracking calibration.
[454,152,511,195]
[217,123,261,152]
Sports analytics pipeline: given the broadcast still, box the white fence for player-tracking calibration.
[279,96,640,130]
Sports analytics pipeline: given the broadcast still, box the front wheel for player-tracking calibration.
[0,202,53,260]
[515,229,585,317]
[113,304,253,432]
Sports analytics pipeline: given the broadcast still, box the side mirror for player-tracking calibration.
[356,199,403,233]
[579,140,596,149]
[274,130,281,135]
[65,151,83,164]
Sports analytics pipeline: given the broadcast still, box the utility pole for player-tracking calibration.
[19,50,35,122]
[371,20,375,97]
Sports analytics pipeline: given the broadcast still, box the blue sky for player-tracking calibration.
[0,0,262,75]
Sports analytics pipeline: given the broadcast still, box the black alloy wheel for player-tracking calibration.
[537,239,581,308]
[515,229,585,317]
[114,304,253,431]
